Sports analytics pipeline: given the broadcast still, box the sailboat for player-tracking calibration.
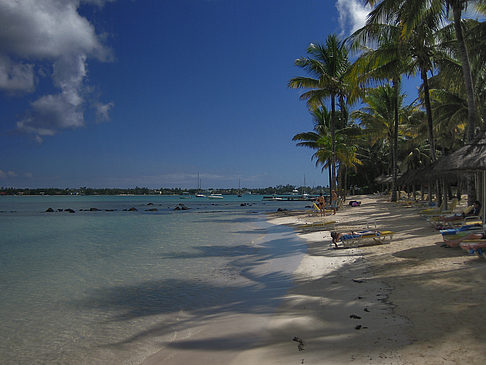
[237,177,242,197]
[195,172,206,198]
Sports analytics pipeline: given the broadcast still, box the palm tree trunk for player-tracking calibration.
[328,164,332,192]
[330,93,337,191]
[451,3,479,141]
[391,79,400,202]
[420,68,436,161]
[344,166,348,200]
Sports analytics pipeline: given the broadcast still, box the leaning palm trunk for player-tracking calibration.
[344,166,348,200]
[420,68,436,161]
[330,94,337,191]
[391,80,399,202]
[450,4,478,203]
[452,4,479,140]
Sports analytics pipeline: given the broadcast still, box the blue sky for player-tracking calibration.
[1,0,376,189]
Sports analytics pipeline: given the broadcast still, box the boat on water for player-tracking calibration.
[237,177,242,197]
[262,194,315,201]
[179,192,191,199]
[195,193,206,198]
[208,194,224,199]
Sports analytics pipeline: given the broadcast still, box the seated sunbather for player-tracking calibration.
[440,200,481,222]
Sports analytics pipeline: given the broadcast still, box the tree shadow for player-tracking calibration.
[76,200,486,360]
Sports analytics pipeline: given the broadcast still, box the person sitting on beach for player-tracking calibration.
[316,194,326,216]
[441,200,481,223]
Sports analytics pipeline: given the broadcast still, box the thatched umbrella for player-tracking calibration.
[398,166,436,201]
[434,133,486,171]
[433,132,486,223]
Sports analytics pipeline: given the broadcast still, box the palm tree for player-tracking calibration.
[293,105,362,194]
[352,84,402,153]
[351,84,406,187]
[292,106,333,186]
[347,21,412,201]
[289,34,350,191]
[431,18,486,135]
[366,0,483,141]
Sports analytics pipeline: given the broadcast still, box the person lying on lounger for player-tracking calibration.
[330,230,380,247]
[443,231,486,248]
[441,201,481,222]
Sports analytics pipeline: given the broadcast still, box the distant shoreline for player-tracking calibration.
[0,184,333,197]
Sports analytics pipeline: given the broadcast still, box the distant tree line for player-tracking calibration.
[0,185,330,196]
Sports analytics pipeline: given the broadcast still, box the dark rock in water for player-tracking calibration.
[277,208,288,212]
[65,208,75,213]
[146,208,158,212]
[89,207,101,211]
[147,202,154,206]
[179,204,190,210]
[45,208,55,213]
[105,209,115,212]
[57,209,63,212]
[174,206,181,210]
[128,207,137,212]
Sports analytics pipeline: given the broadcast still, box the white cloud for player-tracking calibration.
[0,0,114,141]
[95,101,114,122]
[0,56,34,92]
[0,170,23,179]
[336,0,371,35]
[0,0,110,61]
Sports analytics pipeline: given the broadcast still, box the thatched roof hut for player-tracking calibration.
[432,132,486,223]
[433,133,486,172]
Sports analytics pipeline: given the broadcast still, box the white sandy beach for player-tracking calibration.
[145,195,486,364]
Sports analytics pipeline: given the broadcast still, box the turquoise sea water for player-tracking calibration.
[0,195,308,364]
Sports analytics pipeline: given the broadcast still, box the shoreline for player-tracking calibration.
[143,195,486,364]
[230,196,411,364]
[142,214,308,365]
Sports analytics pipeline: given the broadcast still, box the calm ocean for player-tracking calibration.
[0,195,308,364]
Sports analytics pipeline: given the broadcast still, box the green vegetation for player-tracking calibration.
[0,185,330,196]
[290,0,486,200]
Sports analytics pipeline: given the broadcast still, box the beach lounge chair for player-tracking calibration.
[310,202,322,216]
[422,198,458,219]
[419,200,445,216]
[431,204,481,229]
[332,230,394,248]
[440,220,483,238]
